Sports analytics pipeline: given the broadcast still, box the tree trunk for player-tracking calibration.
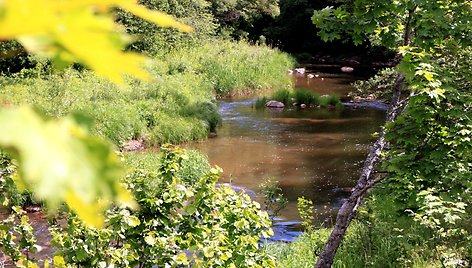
[314,74,406,268]
[314,4,418,265]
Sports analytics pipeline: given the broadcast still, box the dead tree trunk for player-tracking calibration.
[314,74,406,268]
[314,5,417,266]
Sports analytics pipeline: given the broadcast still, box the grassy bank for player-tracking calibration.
[0,39,294,147]
[161,39,294,97]
[264,191,471,267]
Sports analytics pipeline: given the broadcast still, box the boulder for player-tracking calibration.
[123,139,144,151]
[295,67,305,74]
[266,100,285,108]
[340,66,354,73]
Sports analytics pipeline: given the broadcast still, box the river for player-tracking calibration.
[187,70,386,241]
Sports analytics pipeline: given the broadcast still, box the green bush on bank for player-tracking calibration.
[1,147,276,267]
[49,146,275,267]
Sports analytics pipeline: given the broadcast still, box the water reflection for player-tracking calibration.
[187,71,385,240]
[189,99,384,222]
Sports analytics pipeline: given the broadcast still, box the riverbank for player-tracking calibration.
[263,189,469,267]
[0,39,294,148]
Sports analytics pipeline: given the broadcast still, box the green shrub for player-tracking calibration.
[259,177,288,219]
[0,152,36,209]
[351,68,397,101]
[265,190,469,267]
[49,146,276,267]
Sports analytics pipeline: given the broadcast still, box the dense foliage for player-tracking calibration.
[1,147,276,267]
[309,0,471,266]
[117,0,217,55]
[384,48,472,251]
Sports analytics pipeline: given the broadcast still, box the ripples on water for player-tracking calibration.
[188,71,386,241]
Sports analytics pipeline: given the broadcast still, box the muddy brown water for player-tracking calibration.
[186,70,386,240]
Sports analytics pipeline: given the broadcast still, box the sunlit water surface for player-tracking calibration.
[186,71,386,241]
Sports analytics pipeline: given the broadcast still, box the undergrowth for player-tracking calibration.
[0,39,294,147]
[265,189,471,267]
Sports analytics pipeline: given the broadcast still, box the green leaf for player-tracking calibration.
[145,234,156,245]
[0,106,136,227]
[124,215,140,227]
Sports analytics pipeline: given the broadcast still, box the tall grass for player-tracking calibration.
[271,89,292,104]
[0,69,216,147]
[254,88,341,109]
[160,39,294,97]
[0,39,294,147]
[294,88,320,106]
[319,94,341,107]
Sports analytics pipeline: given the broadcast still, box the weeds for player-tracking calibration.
[254,89,342,109]
[294,88,320,106]
[254,96,269,109]
[259,177,288,219]
[271,89,292,105]
[0,39,293,147]
[319,94,341,107]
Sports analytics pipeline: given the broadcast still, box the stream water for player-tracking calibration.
[187,70,386,241]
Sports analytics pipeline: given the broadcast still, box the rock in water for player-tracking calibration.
[266,100,285,108]
[341,66,354,73]
[295,67,305,74]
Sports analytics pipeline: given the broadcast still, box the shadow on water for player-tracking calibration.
[187,70,386,241]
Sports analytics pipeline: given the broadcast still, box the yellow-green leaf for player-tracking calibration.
[0,0,191,84]
[53,256,66,268]
[119,2,193,32]
[0,106,135,227]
